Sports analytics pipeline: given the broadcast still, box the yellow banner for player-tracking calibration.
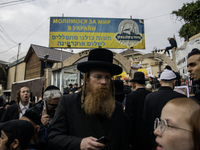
[49,17,145,49]
[49,32,145,49]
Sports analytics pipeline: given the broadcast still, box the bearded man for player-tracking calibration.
[47,48,128,150]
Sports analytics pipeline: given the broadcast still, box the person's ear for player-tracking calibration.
[85,77,89,85]
[173,80,176,84]
[36,125,40,132]
[11,139,19,149]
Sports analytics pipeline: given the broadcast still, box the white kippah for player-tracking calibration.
[146,83,152,89]
[160,69,176,80]
[149,75,155,79]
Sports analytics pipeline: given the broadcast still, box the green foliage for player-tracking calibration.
[172,0,200,41]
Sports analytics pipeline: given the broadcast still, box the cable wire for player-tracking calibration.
[0,0,35,8]
[0,24,18,44]
[0,44,18,54]
[144,13,171,20]
[20,17,50,43]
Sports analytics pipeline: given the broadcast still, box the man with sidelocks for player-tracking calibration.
[47,48,128,150]
[1,86,32,122]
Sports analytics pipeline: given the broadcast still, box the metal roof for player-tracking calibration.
[0,60,9,65]
[8,56,25,67]
[30,44,74,62]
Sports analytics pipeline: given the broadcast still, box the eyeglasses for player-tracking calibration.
[154,118,192,134]
[47,103,58,109]
[90,74,111,82]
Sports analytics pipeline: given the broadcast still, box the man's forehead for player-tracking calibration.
[187,55,200,66]
[188,54,200,62]
[89,69,111,75]
[20,87,29,91]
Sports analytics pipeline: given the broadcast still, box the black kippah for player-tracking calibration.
[23,110,41,125]
[45,85,60,92]
[164,65,172,70]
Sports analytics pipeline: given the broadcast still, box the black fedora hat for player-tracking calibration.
[77,48,122,76]
[130,72,145,84]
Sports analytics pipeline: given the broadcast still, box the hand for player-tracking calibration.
[80,137,105,150]
[41,107,50,127]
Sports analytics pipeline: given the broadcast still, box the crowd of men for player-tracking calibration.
[0,48,199,150]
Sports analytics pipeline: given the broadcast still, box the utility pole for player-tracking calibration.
[44,54,49,69]
[60,48,63,67]
[14,43,21,82]
[43,54,49,91]
[130,47,134,78]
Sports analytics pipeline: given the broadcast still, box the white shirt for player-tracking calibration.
[19,101,30,118]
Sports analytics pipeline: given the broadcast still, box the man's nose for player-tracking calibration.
[100,78,107,84]
[187,66,191,73]
[154,127,161,136]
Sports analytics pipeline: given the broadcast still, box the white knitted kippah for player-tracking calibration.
[160,69,176,80]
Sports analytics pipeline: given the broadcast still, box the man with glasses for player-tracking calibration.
[154,97,200,150]
[143,69,187,149]
[47,48,129,150]
[27,85,62,128]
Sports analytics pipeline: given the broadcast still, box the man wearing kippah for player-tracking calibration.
[143,69,187,149]
[0,120,34,150]
[47,48,128,150]
[20,110,47,150]
[187,48,200,102]
[27,85,62,128]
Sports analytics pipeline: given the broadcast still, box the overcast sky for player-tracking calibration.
[0,0,197,62]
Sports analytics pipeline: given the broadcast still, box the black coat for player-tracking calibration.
[27,100,44,117]
[143,86,187,148]
[1,103,32,122]
[0,108,5,121]
[169,38,177,47]
[47,92,128,150]
[125,87,151,150]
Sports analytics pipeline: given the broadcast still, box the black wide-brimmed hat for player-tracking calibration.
[77,48,122,76]
[130,72,145,84]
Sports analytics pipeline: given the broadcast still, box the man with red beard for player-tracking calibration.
[47,48,129,150]
[1,86,33,122]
